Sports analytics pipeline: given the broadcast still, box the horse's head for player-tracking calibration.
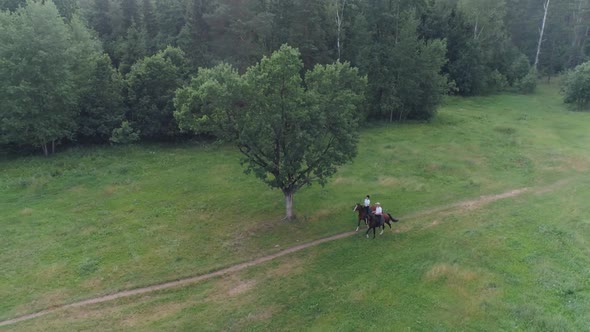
[353,203,360,212]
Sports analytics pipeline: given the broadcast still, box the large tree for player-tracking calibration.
[0,1,98,155]
[174,45,366,219]
[127,46,187,138]
[368,9,448,120]
[77,53,126,143]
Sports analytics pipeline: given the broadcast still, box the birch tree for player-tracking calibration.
[333,0,347,61]
[534,0,551,70]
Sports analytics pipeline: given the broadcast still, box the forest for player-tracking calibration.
[1,0,589,155]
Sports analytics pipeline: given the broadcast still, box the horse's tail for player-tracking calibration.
[388,213,399,222]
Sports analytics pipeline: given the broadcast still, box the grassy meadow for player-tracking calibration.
[2,82,590,330]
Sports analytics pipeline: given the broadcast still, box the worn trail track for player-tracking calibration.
[0,180,568,327]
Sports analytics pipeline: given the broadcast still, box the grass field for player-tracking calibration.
[2,82,590,330]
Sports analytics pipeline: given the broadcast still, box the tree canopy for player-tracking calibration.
[0,1,99,155]
[174,45,366,219]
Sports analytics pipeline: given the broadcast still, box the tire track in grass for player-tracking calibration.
[0,179,572,327]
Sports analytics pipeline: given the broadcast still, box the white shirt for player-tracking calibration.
[375,206,382,215]
[364,198,370,207]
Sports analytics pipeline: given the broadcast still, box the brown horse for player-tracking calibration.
[353,203,370,231]
[353,203,399,235]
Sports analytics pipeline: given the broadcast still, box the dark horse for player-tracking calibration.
[353,203,399,236]
[365,213,399,239]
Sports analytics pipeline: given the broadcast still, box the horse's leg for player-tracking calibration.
[356,218,360,232]
[366,227,371,239]
[373,227,376,239]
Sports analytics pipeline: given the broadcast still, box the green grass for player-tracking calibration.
[2,81,590,329]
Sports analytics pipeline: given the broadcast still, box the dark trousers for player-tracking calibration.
[376,214,383,225]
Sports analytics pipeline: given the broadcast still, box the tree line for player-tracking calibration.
[1,0,590,155]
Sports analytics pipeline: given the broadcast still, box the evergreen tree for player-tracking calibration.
[89,0,112,38]
[0,0,25,11]
[177,0,213,68]
[368,9,447,121]
[121,0,139,32]
[141,0,157,52]
[78,54,126,143]
[116,20,147,75]
[127,47,186,138]
[53,0,78,21]
[154,0,185,48]
[341,0,371,74]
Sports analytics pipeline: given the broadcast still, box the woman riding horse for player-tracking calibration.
[353,203,399,234]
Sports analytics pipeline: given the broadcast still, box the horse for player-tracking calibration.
[353,203,400,233]
[365,212,399,239]
[353,203,370,231]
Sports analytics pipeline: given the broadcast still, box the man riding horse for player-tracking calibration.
[373,202,384,226]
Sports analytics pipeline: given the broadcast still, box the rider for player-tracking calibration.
[374,202,384,226]
[363,195,371,219]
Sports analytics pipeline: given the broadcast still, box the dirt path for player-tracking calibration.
[0,180,570,327]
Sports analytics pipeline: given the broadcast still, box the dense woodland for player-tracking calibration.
[1,0,590,155]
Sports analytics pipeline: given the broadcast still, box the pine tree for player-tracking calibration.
[177,0,213,68]
[121,0,139,32]
[117,20,147,75]
[141,0,157,52]
[89,0,112,38]
[78,54,126,143]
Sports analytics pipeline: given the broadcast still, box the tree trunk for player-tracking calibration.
[335,0,346,62]
[474,15,478,40]
[534,0,550,70]
[41,143,48,157]
[284,190,295,220]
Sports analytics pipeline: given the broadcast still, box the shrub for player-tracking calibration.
[563,61,590,110]
[487,70,509,93]
[507,53,531,85]
[516,69,538,94]
[110,121,140,145]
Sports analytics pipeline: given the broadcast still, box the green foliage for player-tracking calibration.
[175,44,366,218]
[0,0,97,155]
[116,20,147,75]
[368,10,448,121]
[154,0,185,48]
[52,0,78,21]
[78,54,126,143]
[176,0,213,68]
[515,69,538,94]
[563,61,590,110]
[0,0,24,11]
[87,0,112,38]
[120,0,139,32]
[486,69,509,93]
[127,47,186,138]
[507,52,531,85]
[109,120,140,144]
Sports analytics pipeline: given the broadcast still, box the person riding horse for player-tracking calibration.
[373,202,384,226]
[363,195,371,220]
